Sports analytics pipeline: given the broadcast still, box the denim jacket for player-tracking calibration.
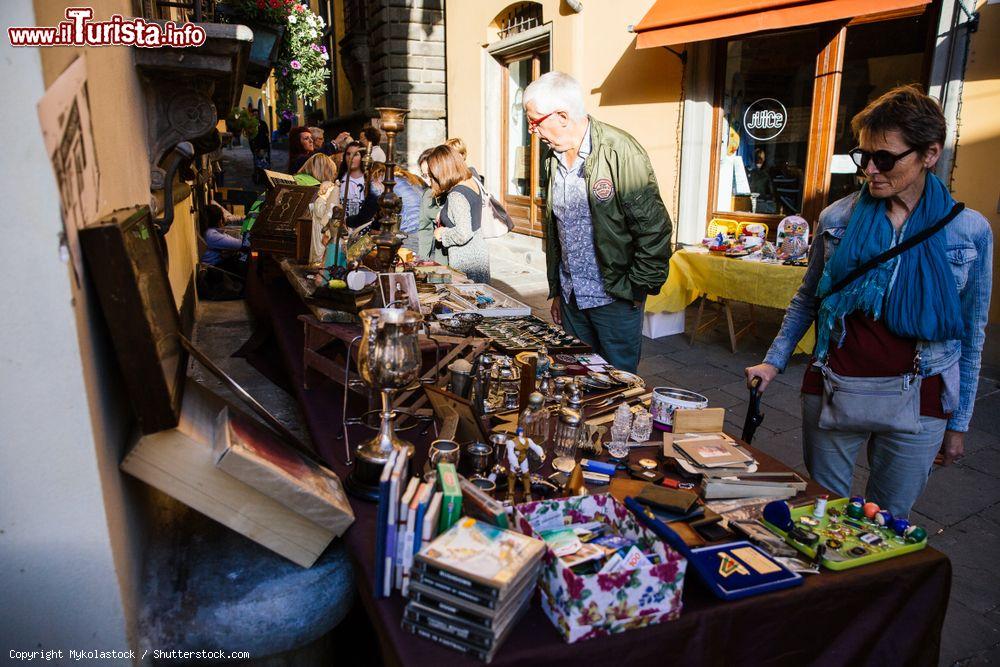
[763,193,993,432]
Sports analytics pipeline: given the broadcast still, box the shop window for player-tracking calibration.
[708,8,934,229]
[715,30,821,217]
[828,13,932,203]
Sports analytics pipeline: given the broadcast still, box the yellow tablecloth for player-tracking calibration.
[646,248,814,354]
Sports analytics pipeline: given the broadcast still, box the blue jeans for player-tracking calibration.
[800,394,945,518]
[560,295,644,374]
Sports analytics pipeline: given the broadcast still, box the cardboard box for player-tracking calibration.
[213,406,354,537]
[514,494,686,643]
[642,311,685,339]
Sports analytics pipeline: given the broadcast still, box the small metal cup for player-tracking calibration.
[449,368,472,398]
[489,432,507,461]
[465,441,493,477]
[428,439,460,468]
[504,389,520,410]
[471,477,496,497]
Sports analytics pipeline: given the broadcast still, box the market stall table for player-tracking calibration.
[647,248,814,354]
[246,265,949,667]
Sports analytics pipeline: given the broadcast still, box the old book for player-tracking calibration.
[459,475,509,529]
[408,555,540,619]
[417,518,544,595]
[121,381,333,568]
[213,406,354,536]
[401,593,530,663]
[673,436,753,468]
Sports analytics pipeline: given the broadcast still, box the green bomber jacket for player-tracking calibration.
[543,117,673,303]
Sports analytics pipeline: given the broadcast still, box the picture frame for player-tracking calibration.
[422,383,490,443]
[78,206,187,433]
[378,271,420,312]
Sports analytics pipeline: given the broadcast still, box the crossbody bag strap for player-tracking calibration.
[828,202,965,296]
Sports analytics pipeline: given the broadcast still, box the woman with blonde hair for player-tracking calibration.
[427,145,490,283]
[296,153,340,264]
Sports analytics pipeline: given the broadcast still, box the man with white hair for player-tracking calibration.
[523,71,672,373]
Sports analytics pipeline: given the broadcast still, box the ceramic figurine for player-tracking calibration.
[776,215,810,260]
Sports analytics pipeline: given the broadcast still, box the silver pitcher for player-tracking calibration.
[347,307,423,498]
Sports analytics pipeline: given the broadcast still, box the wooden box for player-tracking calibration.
[252,172,317,262]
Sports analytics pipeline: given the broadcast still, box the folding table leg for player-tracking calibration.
[724,299,738,353]
[690,295,707,346]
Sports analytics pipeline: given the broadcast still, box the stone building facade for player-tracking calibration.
[339,0,446,168]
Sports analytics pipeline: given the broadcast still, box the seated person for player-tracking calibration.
[201,204,247,277]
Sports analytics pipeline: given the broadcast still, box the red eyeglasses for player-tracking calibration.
[527,111,556,132]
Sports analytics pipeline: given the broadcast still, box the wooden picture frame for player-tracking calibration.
[423,383,490,444]
[79,206,187,433]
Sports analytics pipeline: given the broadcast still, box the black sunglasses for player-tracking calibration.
[849,146,916,172]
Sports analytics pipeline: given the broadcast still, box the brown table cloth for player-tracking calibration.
[245,264,950,666]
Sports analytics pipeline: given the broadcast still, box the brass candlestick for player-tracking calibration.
[371,107,408,271]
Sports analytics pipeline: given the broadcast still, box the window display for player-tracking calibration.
[715,30,821,216]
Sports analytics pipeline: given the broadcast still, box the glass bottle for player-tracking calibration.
[519,392,549,446]
[538,371,553,400]
[536,345,550,377]
[630,407,653,443]
[607,403,633,463]
[552,408,582,472]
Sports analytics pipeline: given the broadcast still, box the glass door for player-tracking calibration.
[502,50,550,236]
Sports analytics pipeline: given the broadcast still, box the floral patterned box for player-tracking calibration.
[514,494,687,643]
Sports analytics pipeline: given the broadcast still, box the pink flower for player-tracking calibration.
[596,571,631,591]
[651,560,679,583]
[311,43,321,52]
[562,568,585,600]
[290,60,302,70]
[320,45,327,53]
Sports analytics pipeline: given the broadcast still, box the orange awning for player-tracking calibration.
[634,0,930,49]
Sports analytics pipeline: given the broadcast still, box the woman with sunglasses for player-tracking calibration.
[745,85,992,518]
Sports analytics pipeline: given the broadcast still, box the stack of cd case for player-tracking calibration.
[402,518,545,662]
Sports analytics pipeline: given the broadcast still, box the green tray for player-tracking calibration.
[761,497,927,570]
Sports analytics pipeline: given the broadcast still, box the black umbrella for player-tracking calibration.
[741,377,765,444]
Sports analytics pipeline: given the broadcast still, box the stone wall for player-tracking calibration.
[339,0,446,170]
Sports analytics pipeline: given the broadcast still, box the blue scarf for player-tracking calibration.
[815,172,963,361]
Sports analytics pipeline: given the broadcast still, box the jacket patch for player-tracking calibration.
[592,178,614,202]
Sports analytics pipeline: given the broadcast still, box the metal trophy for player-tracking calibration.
[370,107,409,271]
[345,306,423,499]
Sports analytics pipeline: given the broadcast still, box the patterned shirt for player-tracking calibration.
[552,124,613,309]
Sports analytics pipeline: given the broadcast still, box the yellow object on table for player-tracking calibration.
[646,248,814,355]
